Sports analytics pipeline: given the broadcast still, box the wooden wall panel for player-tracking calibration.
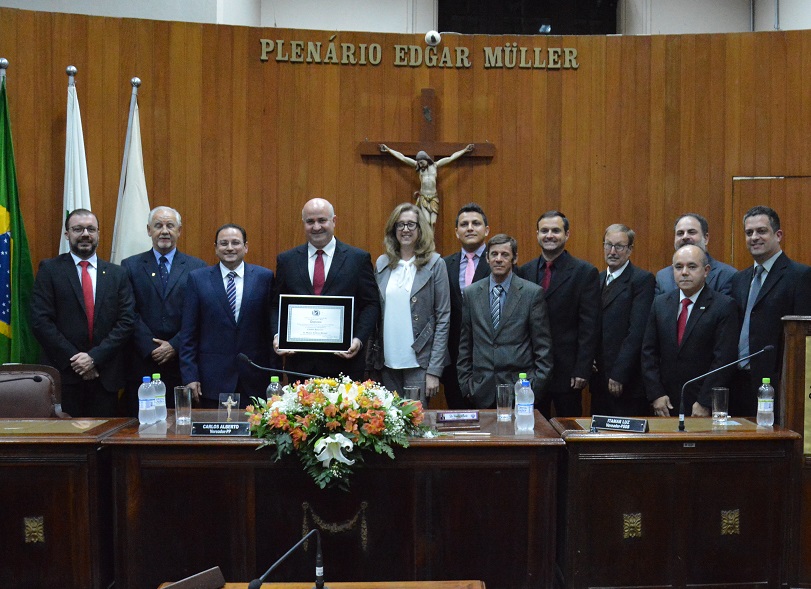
[1,7,811,277]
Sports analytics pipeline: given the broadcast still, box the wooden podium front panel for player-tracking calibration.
[107,410,562,589]
[0,418,134,589]
[553,418,798,589]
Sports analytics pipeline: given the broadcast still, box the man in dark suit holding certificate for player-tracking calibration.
[273,198,379,381]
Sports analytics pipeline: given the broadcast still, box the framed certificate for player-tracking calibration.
[277,294,354,352]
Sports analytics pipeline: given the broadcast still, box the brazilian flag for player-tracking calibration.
[0,75,38,363]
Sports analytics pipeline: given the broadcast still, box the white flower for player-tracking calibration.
[322,386,340,405]
[313,433,356,467]
[343,382,360,406]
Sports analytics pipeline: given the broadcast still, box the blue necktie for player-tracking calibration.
[158,256,169,295]
[738,265,764,367]
[226,271,237,320]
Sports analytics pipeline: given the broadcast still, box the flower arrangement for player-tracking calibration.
[246,376,428,490]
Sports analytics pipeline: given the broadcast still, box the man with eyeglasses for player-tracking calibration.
[179,223,276,408]
[655,213,736,296]
[31,208,135,417]
[589,224,655,416]
[272,198,379,381]
[121,206,206,414]
[518,211,600,418]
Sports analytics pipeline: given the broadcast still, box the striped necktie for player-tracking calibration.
[226,271,237,320]
[491,284,504,330]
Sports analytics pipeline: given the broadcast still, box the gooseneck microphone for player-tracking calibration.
[238,353,324,381]
[247,528,327,589]
[0,375,44,384]
[678,344,775,431]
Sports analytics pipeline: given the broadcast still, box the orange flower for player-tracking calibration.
[324,404,338,418]
[248,413,263,427]
[326,420,341,430]
[290,427,308,448]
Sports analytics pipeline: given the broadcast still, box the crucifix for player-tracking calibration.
[359,88,495,228]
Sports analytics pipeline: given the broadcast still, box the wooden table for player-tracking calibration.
[552,417,800,589]
[107,410,563,589]
[0,417,134,589]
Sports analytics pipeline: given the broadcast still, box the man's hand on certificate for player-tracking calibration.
[273,334,295,357]
[335,337,362,359]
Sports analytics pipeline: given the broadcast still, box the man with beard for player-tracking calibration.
[655,213,736,296]
[31,209,135,417]
[518,211,600,417]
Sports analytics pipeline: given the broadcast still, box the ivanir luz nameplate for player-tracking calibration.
[191,422,251,436]
[590,415,648,433]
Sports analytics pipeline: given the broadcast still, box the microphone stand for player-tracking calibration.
[247,529,326,589]
[238,353,324,382]
[678,344,774,431]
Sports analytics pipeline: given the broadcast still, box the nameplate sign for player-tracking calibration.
[435,410,480,431]
[590,415,648,433]
[191,422,251,436]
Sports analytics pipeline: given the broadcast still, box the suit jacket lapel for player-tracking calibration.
[209,265,236,325]
[497,278,523,335]
[755,254,787,306]
[62,254,86,312]
[165,252,187,297]
[411,257,435,295]
[322,241,346,294]
[94,259,110,318]
[544,251,572,297]
[238,265,254,325]
[141,252,165,298]
[294,245,314,295]
[680,288,711,349]
[447,252,462,296]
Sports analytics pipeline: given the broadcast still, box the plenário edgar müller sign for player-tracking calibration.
[259,37,579,70]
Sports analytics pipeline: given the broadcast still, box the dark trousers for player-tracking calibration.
[536,388,583,419]
[440,364,474,410]
[62,378,119,418]
[731,369,758,418]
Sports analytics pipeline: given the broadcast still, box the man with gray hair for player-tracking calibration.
[590,224,655,416]
[122,206,206,412]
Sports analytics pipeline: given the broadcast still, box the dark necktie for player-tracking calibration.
[226,271,237,320]
[491,284,504,330]
[313,250,325,295]
[677,298,692,345]
[79,261,94,340]
[541,260,553,291]
[158,255,169,294]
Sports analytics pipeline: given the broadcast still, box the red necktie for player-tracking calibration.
[677,298,692,345]
[79,261,95,340]
[313,250,325,295]
[541,260,553,291]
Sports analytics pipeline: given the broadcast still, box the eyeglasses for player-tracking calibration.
[603,242,629,253]
[395,221,418,231]
[69,226,98,235]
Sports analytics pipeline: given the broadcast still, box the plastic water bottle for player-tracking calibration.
[266,375,281,399]
[757,377,775,426]
[514,372,528,418]
[137,376,156,424]
[515,379,535,432]
[151,373,167,422]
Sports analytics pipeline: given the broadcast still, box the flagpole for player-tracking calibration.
[116,77,139,213]
[0,58,8,80]
[67,64,76,86]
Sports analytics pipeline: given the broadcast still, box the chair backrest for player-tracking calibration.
[0,364,67,418]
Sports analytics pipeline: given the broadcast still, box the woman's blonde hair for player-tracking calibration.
[383,202,435,269]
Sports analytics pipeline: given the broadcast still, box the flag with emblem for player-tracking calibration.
[0,72,39,363]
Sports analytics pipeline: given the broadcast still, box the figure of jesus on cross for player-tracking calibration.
[379,143,474,227]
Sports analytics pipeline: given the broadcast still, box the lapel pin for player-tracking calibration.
[700,306,706,310]
[151,272,156,277]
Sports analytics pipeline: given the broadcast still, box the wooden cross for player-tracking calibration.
[357,88,495,158]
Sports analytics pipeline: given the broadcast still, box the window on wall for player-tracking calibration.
[438,0,619,35]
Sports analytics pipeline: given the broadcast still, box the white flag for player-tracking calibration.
[60,81,91,254]
[110,95,151,264]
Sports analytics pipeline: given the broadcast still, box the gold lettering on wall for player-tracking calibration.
[260,38,577,70]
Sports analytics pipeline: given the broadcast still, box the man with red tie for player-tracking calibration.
[641,244,738,417]
[31,209,135,417]
[272,198,379,381]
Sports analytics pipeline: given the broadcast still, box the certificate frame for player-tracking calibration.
[277,294,354,353]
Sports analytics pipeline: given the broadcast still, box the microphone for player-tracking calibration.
[247,528,327,589]
[238,353,324,381]
[0,375,44,384]
[678,344,775,431]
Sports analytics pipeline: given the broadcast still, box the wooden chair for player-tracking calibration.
[0,364,69,418]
